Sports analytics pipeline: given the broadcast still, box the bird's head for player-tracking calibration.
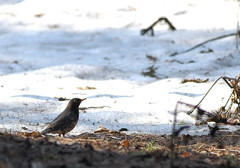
[67,98,86,110]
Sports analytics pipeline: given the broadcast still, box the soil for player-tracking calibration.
[1,129,240,168]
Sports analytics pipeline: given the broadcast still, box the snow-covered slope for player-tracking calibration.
[0,0,239,135]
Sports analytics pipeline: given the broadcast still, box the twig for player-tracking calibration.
[141,17,176,36]
[170,101,190,168]
[187,77,223,115]
[214,149,240,153]
[171,33,238,56]
[181,78,209,84]
[170,103,178,168]
[54,97,70,101]
[237,1,240,50]
[187,75,240,115]
[79,106,110,111]
[176,101,215,117]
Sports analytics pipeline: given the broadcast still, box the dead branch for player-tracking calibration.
[79,106,110,111]
[177,101,215,117]
[187,75,240,121]
[141,17,176,36]
[181,78,209,84]
[187,77,223,115]
[237,1,240,50]
[171,32,238,56]
[170,101,190,168]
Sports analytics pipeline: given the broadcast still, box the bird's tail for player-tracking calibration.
[41,129,48,135]
[34,129,48,138]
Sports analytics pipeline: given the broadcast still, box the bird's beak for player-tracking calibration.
[81,98,87,101]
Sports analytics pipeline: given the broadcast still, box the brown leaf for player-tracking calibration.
[94,125,109,133]
[94,125,118,134]
[16,131,39,137]
[122,139,129,148]
[227,118,240,125]
[48,24,59,29]
[181,151,190,157]
[22,127,28,130]
[77,86,96,90]
[200,48,213,53]
[146,55,158,62]
[35,13,45,18]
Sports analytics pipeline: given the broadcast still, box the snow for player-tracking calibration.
[0,0,240,136]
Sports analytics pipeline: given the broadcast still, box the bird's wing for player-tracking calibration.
[42,111,76,134]
[47,117,73,132]
[41,110,68,134]
[51,110,68,123]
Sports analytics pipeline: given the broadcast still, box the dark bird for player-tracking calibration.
[41,98,86,137]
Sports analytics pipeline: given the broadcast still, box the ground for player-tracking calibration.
[1,129,240,168]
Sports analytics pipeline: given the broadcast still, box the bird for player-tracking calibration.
[41,98,86,137]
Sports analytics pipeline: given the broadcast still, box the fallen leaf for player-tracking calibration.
[94,125,118,134]
[77,86,96,90]
[122,139,129,148]
[141,65,159,78]
[227,118,240,125]
[94,125,108,133]
[16,131,39,137]
[181,152,190,157]
[48,24,59,29]
[200,48,213,53]
[22,127,28,130]
[146,55,158,62]
[35,13,45,18]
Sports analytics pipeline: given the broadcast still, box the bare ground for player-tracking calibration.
[1,129,240,168]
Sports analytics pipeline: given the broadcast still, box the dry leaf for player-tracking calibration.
[48,24,59,29]
[22,127,28,130]
[35,13,45,18]
[181,152,190,157]
[146,55,158,62]
[94,125,118,134]
[16,131,39,137]
[122,139,129,148]
[227,118,240,124]
[94,125,109,133]
[77,86,96,90]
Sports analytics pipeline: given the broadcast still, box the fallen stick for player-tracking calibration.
[141,17,176,36]
[79,106,110,111]
[214,149,240,153]
[171,32,238,56]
